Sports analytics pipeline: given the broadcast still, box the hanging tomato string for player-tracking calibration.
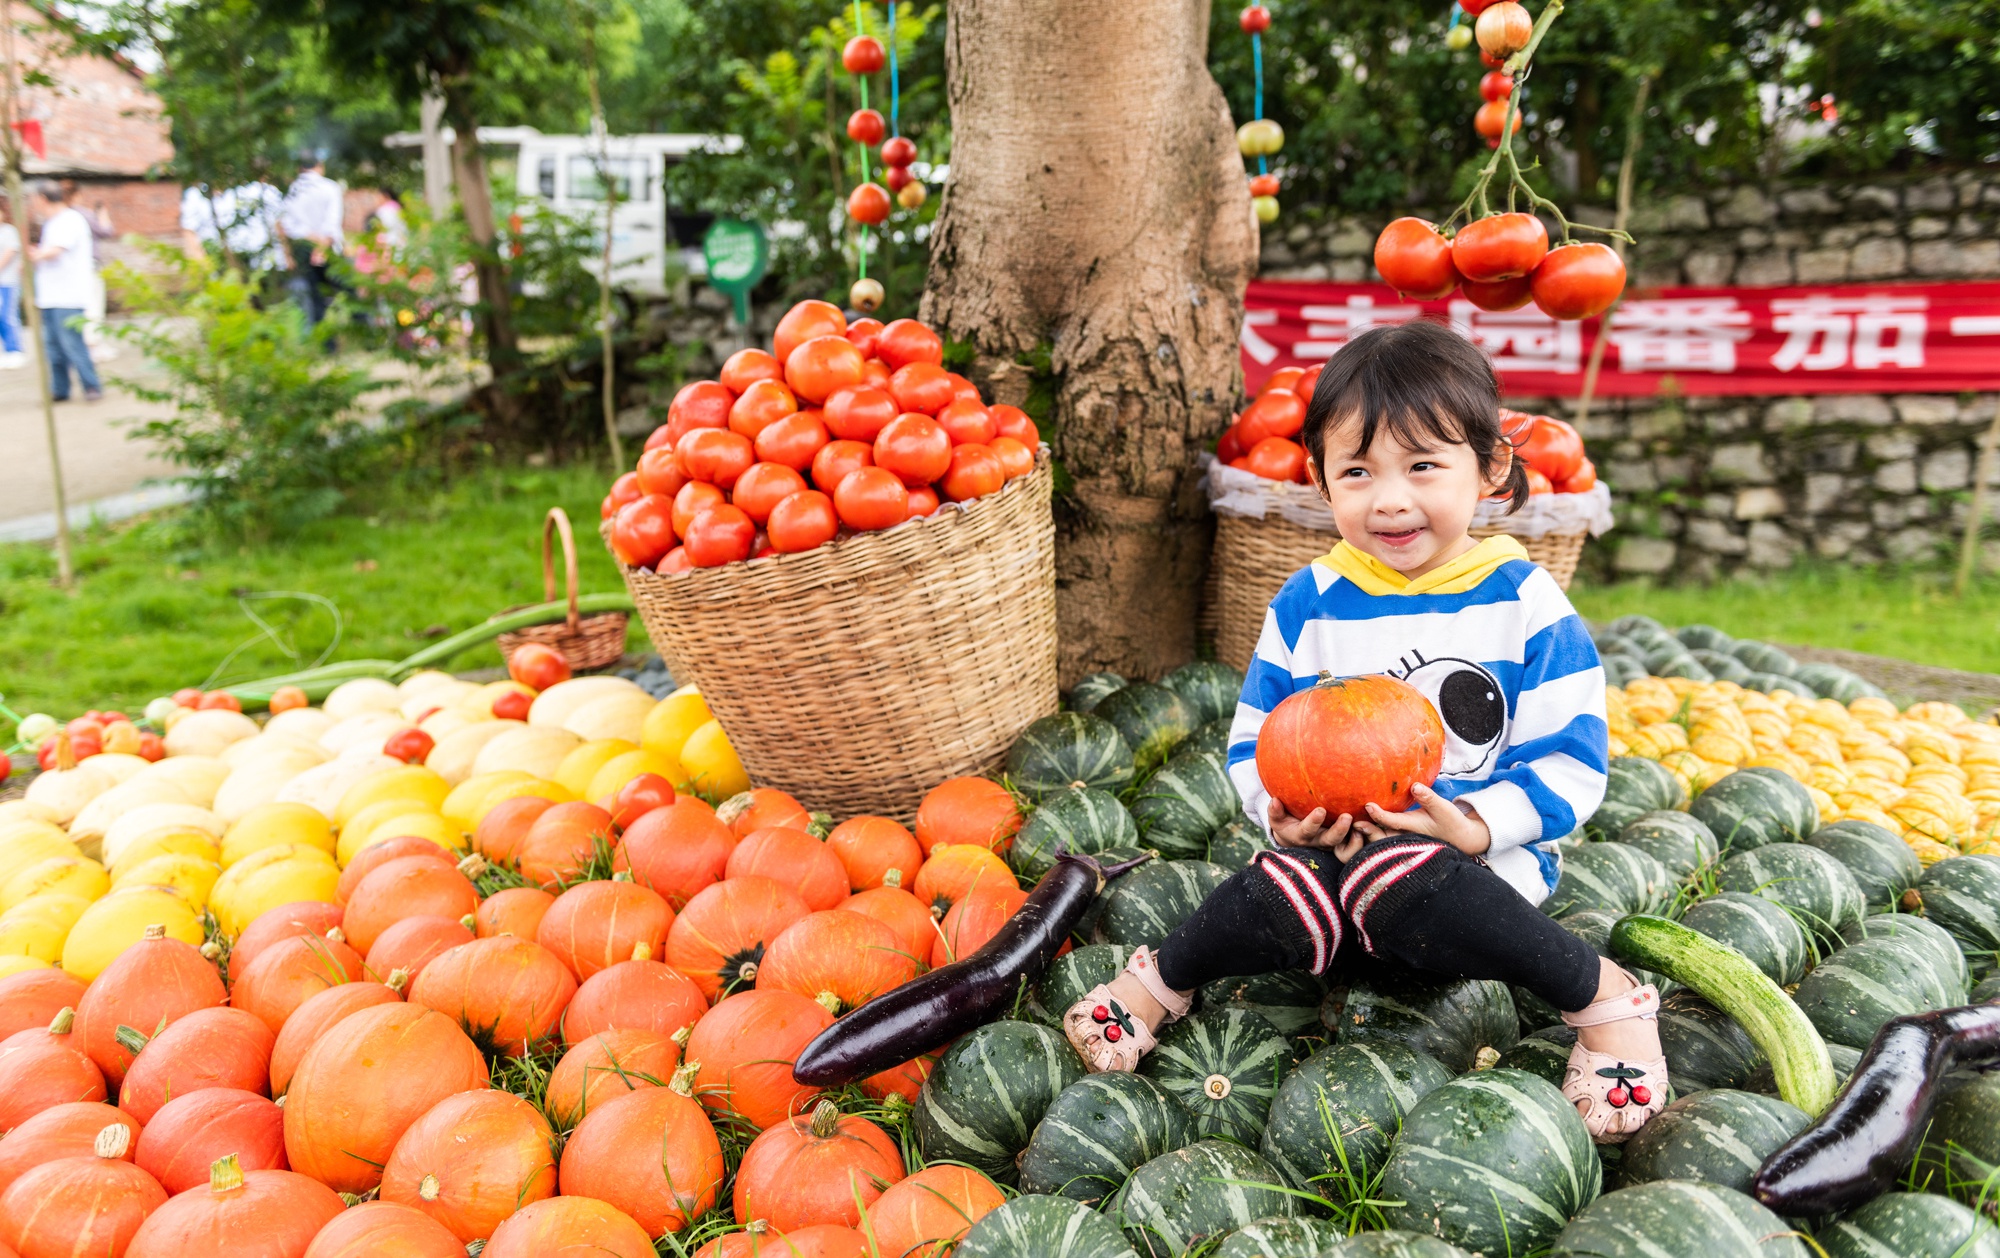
[1237,5,1282,223]
[841,4,921,312]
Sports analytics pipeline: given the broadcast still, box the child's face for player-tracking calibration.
[1307,414,1510,579]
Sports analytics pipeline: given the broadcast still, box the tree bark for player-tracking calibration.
[922,0,1257,687]
[444,91,524,381]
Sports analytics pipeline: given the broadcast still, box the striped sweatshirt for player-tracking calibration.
[1227,535,1609,905]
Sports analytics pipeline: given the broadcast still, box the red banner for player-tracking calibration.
[1242,279,2000,398]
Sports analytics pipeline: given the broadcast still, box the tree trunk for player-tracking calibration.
[922,0,1257,686]
[444,93,524,380]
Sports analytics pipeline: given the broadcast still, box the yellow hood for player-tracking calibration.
[1314,535,1531,596]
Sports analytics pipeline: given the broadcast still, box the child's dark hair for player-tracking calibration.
[1300,319,1528,512]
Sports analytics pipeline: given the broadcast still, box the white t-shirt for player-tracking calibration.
[34,207,94,309]
[0,223,19,287]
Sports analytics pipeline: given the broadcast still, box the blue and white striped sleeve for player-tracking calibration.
[1226,572,1316,836]
[1455,570,1609,853]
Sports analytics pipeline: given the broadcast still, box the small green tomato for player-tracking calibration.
[1253,195,1281,224]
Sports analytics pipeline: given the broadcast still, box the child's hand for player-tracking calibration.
[1268,799,1364,862]
[1360,783,1492,855]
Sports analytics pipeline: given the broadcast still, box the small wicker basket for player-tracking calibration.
[496,507,631,674]
[614,458,1060,818]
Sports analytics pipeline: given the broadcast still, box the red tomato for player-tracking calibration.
[846,109,886,146]
[197,691,243,713]
[171,687,203,707]
[874,414,953,487]
[754,411,831,472]
[936,398,997,445]
[785,335,868,404]
[1481,48,1506,67]
[719,348,784,394]
[1374,217,1461,300]
[136,732,164,762]
[812,439,876,495]
[383,727,435,765]
[1529,243,1627,320]
[989,405,1039,446]
[1451,212,1548,282]
[1240,389,1306,440]
[1240,3,1272,31]
[875,319,944,370]
[1525,467,1554,495]
[945,374,982,405]
[1262,367,1305,395]
[1461,273,1533,312]
[666,380,732,443]
[683,504,757,567]
[643,424,675,453]
[888,362,956,416]
[731,462,810,526]
[492,690,532,721]
[636,446,688,498]
[1245,436,1308,483]
[989,436,1035,480]
[1249,173,1281,197]
[510,642,574,691]
[1500,407,1538,449]
[834,466,912,531]
[1295,364,1323,399]
[862,359,893,388]
[611,773,677,831]
[1555,457,1598,494]
[842,34,885,73]
[728,378,799,440]
[678,428,756,490]
[612,493,679,569]
[1519,416,1586,482]
[1479,70,1514,101]
[774,299,847,363]
[907,485,941,515]
[660,547,694,573]
[1461,0,1503,12]
[672,481,727,537]
[599,495,615,519]
[848,183,892,226]
[880,135,917,168]
[1474,99,1523,144]
[607,471,643,515]
[767,489,839,554]
[1216,423,1247,464]
[845,318,884,359]
[824,386,900,442]
[941,444,1005,502]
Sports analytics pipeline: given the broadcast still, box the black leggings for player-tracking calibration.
[1155,839,1602,1015]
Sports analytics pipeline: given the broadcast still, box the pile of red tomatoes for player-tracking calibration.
[1213,364,1322,484]
[603,303,1040,572]
[1502,407,1597,495]
[1374,213,1626,321]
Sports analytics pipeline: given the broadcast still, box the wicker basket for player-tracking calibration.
[496,507,631,674]
[615,458,1059,818]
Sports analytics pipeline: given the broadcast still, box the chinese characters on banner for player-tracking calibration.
[1240,279,2000,397]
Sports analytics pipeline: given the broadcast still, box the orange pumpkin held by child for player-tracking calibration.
[1254,673,1445,821]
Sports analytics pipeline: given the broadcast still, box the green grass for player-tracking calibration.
[0,462,648,729]
[1570,565,2000,676]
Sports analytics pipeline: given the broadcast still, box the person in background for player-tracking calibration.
[279,151,344,327]
[181,180,287,279]
[63,182,118,361]
[27,180,101,402]
[0,193,23,369]
[365,184,406,251]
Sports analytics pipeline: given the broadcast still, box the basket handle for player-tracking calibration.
[541,507,583,634]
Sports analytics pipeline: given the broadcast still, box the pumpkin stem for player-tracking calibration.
[459,913,478,930]
[47,1006,74,1035]
[808,1098,843,1138]
[275,1094,287,1108]
[807,811,834,839]
[419,1173,441,1202]
[325,926,347,945]
[1203,1074,1233,1100]
[386,968,412,994]
[630,940,652,963]
[142,924,166,941]
[457,854,489,879]
[882,868,903,888]
[612,869,633,883]
[715,792,754,827]
[93,1123,131,1159]
[737,960,759,983]
[54,733,75,772]
[671,1025,692,1048]
[114,1023,151,1056]
[744,1220,769,1236]
[814,991,843,1016]
[209,1153,245,1196]
[669,1061,700,1097]
[1473,1045,1503,1071]
[199,941,222,961]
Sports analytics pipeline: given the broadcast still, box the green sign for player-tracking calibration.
[702,218,768,324]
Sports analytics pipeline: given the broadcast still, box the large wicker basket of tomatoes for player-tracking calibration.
[602,301,1058,819]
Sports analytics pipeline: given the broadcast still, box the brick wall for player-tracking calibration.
[15,11,171,180]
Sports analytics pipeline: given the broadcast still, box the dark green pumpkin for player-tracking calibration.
[1838,912,1970,996]
[1545,1180,1809,1257]
[1603,655,1649,688]
[1730,640,1798,676]
[1659,989,1766,1093]
[1330,971,1519,1074]
[956,1194,1138,1258]
[1379,1069,1601,1256]
[1325,1233,1476,1257]
[1095,682,1196,773]
[1211,1216,1341,1258]
[1617,811,1720,878]
[1915,855,2000,964]
[1746,671,1813,699]
[1206,815,1269,872]
[1818,1191,2000,1258]
[1675,624,1735,652]
[1095,860,1229,949]
[1031,943,1136,1027]
[1162,661,1244,727]
[1972,974,2000,1003]
[1111,1139,1294,1258]
[1129,749,1239,861]
[1616,1089,1809,1193]
[1794,936,1960,1050]
[1200,968,1325,1037]
[1008,711,1137,799]
[1716,841,1868,946]
[1807,820,1923,914]
[1068,673,1129,715]
[1258,1041,1453,1192]
[1012,785,1140,881]
[1138,1007,1292,1144]
[1604,756,1689,814]
[1181,718,1233,760]
[1017,1073,1197,1206]
[1608,614,1668,637]
[1916,1071,2000,1211]
[1689,768,1819,854]
[1544,841,1672,918]
[913,1020,1085,1183]
[1691,649,1755,686]
[1494,1028,1576,1086]
[1678,892,1812,986]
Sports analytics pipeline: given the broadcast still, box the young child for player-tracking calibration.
[1063,319,1666,1143]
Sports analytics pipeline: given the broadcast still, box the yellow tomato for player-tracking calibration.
[677,720,750,800]
[554,739,640,799]
[641,686,712,765]
[585,749,683,804]
[62,888,205,980]
[333,764,452,827]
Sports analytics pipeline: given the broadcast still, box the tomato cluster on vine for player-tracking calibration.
[1373,214,1626,320]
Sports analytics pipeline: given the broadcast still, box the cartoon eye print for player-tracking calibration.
[1393,653,1507,776]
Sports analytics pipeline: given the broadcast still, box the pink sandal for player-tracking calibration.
[1062,946,1192,1073]
[1560,969,1669,1144]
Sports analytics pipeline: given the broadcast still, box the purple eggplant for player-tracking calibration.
[1753,1001,2000,1216]
[791,849,1151,1086]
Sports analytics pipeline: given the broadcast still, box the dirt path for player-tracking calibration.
[0,332,181,533]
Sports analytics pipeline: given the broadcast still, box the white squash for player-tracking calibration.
[527,677,646,729]
[263,706,337,743]
[399,679,477,721]
[323,677,403,721]
[425,720,528,785]
[23,754,116,826]
[162,708,260,758]
[66,777,198,848]
[272,753,400,819]
[209,746,328,826]
[415,705,477,744]
[470,725,584,781]
[220,731,330,770]
[132,755,230,807]
[99,803,226,871]
[560,690,658,745]
[319,711,408,756]
[0,801,61,829]
[397,669,462,697]
[80,753,151,786]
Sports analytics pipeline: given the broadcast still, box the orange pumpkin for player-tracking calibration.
[231,901,345,970]
[282,1004,489,1194]
[135,1088,285,1195]
[838,888,935,966]
[859,1055,933,1105]
[268,980,404,1097]
[725,828,848,911]
[545,1029,680,1129]
[864,1164,1005,1258]
[0,1124,164,1256]
[364,915,474,983]
[380,1090,557,1243]
[732,1099,905,1230]
[481,1195,655,1258]
[73,925,226,1088]
[334,835,444,905]
[231,932,365,1032]
[0,1103,140,1195]
[824,817,922,892]
[717,788,814,839]
[930,884,1029,967]
[406,936,575,1056]
[536,879,675,982]
[300,1200,463,1258]
[342,856,478,956]
[474,887,555,939]
[0,970,85,1041]
[473,796,558,867]
[685,989,833,1130]
[558,1084,724,1237]
[514,802,615,887]
[913,777,1020,856]
[614,802,737,909]
[757,911,915,1014]
[123,1155,343,1255]
[909,845,1012,921]
[119,1006,273,1124]
[694,1223,868,1258]
[0,1012,105,1130]
[666,876,812,1002]
[561,959,708,1046]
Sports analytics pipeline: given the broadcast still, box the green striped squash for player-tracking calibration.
[1258,1042,1453,1192]
[1808,820,1923,914]
[1095,682,1196,773]
[1324,1232,1476,1257]
[1794,936,1961,1050]
[1615,1089,1809,1193]
[1544,842,1672,918]
[1111,1139,1294,1258]
[1746,671,1812,698]
[1212,1217,1339,1258]
[1206,815,1269,872]
[1676,624,1735,652]
[913,1020,1085,1183]
[1379,1069,1600,1255]
[1603,655,1648,688]
[1690,768,1819,854]
[1162,661,1244,726]
[1839,913,1970,996]
[1730,640,1798,676]
[956,1194,1138,1258]
[1655,654,1714,682]
[1819,1191,2000,1258]
[1200,968,1325,1037]
[1007,712,1136,799]
[1011,785,1140,881]
[1972,974,2000,1003]
[1545,1180,1809,1257]
[1678,892,1811,986]
[1746,1041,1862,1097]
[1182,718,1233,760]
[1594,757,1688,836]
[1617,811,1720,878]
[1333,973,1519,1074]
[1494,1029,1575,1086]
[1691,650,1754,686]
[1917,1071,2000,1210]
[1129,749,1239,861]
[1915,855,2000,963]
[1016,1073,1196,1206]
[1138,1007,1291,1144]
[1659,989,1766,1093]
[1068,673,1129,715]
[1716,842,1868,946]
[1095,860,1229,949]
[1608,614,1668,637]
[1030,943,1135,1027]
